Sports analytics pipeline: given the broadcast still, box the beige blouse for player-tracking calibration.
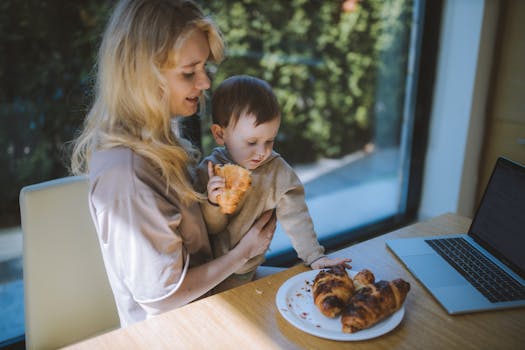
[89,147,212,327]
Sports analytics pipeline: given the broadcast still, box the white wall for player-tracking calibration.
[418,0,499,219]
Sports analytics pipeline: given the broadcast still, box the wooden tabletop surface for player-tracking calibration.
[63,213,525,349]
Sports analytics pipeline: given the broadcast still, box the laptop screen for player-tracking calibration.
[469,157,525,278]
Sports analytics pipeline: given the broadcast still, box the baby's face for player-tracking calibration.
[221,113,280,170]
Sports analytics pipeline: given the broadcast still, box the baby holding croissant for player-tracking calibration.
[196,75,351,292]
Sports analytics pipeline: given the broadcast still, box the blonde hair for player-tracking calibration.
[71,0,224,204]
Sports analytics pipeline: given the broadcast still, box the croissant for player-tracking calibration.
[313,265,355,318]
[214,164,252,214]
[341,278,410,333]
[353,269,375,290]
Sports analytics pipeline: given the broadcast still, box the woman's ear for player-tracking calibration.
[210,124,225,145]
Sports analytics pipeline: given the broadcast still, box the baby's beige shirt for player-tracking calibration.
[196,147,325,274]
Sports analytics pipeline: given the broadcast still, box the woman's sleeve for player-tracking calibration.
[92,179,188,304]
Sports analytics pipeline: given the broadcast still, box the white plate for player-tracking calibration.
[275,270,405,341]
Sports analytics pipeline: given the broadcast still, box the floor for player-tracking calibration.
[0,147,400,344]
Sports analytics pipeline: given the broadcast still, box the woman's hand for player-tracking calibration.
[207,161,224,205]
[234,210,277,261]
[311,256,352,270]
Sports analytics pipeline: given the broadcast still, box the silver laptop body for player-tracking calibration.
[387,157,525,314]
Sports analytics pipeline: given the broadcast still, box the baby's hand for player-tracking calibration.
[207,161,225,205]
[311,256,352,270]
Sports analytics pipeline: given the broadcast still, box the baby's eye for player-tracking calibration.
[183,72,195,79]
[247,141,257,146]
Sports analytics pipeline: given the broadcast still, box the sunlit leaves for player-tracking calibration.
[200,0,413,163]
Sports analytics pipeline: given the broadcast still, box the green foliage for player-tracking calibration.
[0,0,112,227]
[199,0,413,162]
[0,0,413,227]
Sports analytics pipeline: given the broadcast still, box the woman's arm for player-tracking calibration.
[140,210,276,314]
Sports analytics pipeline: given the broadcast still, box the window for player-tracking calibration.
[0,0,440,346]
[197,0,441,265]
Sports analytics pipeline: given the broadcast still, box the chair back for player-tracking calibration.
[20,176,119,349]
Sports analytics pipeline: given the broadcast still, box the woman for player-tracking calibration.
[70,0,276,327]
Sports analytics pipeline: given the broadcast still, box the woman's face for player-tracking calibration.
[163,29,211,117]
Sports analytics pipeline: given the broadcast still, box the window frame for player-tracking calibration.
[262,0,444,267]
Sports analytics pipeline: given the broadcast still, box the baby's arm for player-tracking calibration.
[310,256,352,270]
[276,174,351,269]
[198,161,227,234]
[276,187,326,263]
[206,161,225,206]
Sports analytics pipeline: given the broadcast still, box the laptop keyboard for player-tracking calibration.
[425,237,525,303]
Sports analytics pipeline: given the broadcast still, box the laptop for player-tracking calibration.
[386,157,525,314]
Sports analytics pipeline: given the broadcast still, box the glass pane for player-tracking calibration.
[0,0,423,344]
[198,0,421,258]
[0,229,24,344]
[0,1,112,344]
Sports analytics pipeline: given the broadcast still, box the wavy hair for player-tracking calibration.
[71,0,224,204]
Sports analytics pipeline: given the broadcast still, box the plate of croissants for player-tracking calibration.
[275,265,410,341]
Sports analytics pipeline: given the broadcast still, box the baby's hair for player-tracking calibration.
[212,75,280,128]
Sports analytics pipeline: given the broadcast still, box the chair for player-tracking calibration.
[20,176,120,350]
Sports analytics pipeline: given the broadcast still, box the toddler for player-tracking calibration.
[196,75,351,291]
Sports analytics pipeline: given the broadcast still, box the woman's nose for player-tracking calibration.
[196,72,211,90]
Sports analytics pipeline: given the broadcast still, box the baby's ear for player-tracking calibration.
[210,124,225,145]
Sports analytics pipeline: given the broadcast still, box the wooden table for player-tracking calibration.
[63,213,525,349]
